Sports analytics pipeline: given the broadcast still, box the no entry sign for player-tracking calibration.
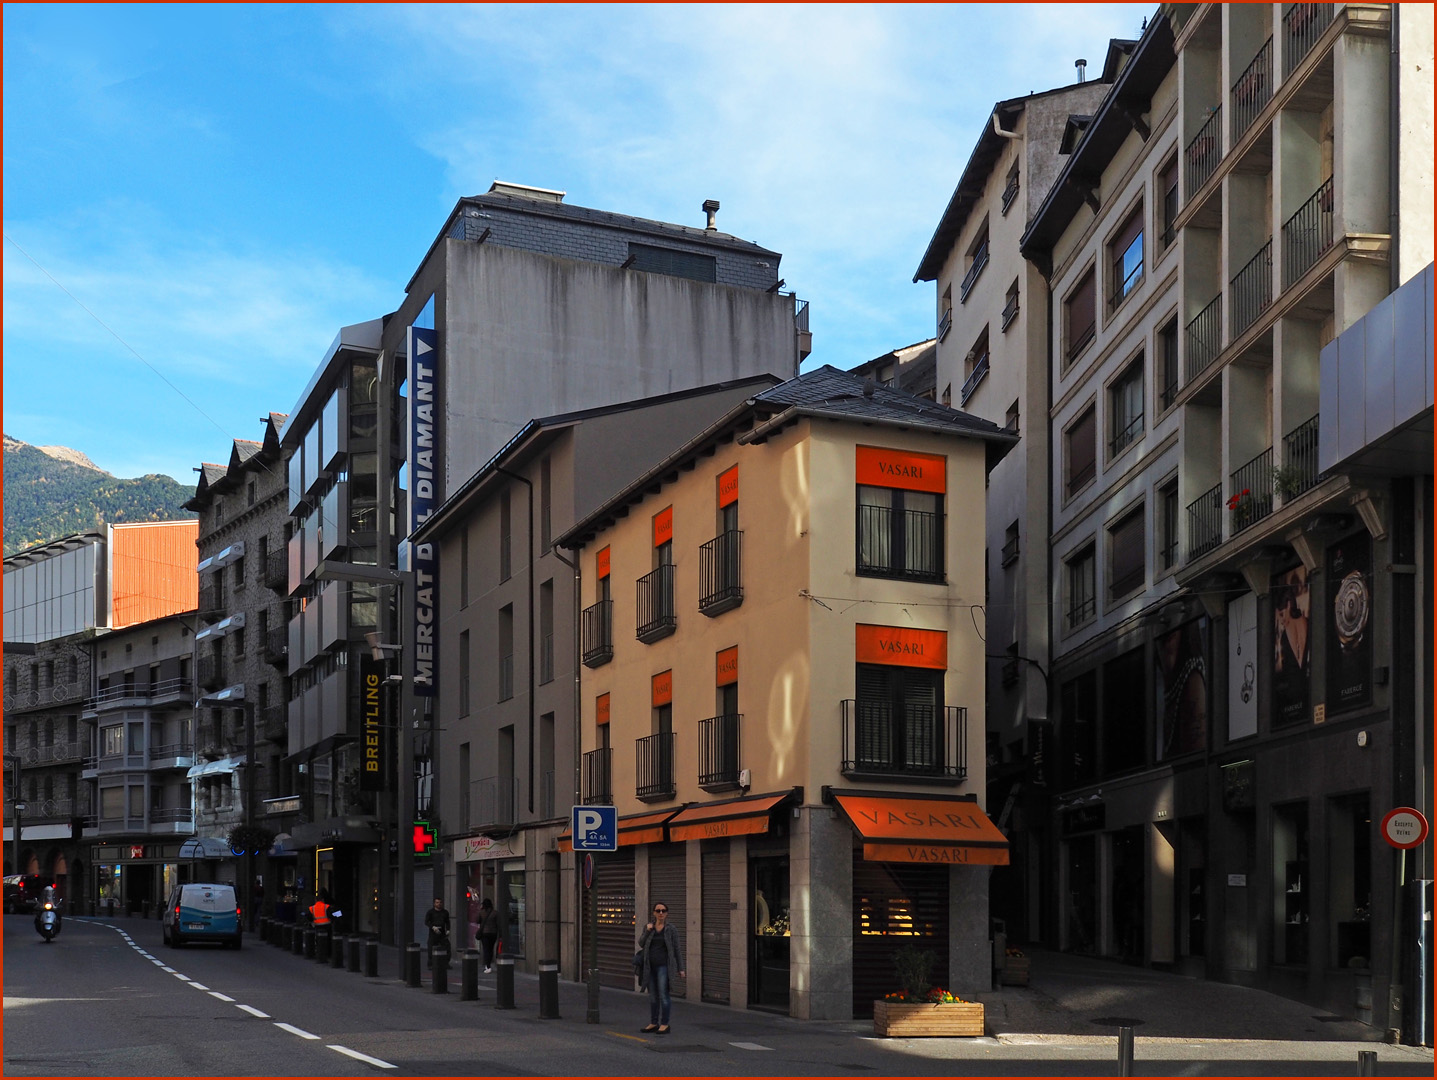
[1380,807,1429,850]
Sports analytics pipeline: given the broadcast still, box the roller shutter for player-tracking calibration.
[582,847,635,989]
[647,844,688,999]
[851,853,950,1018]
[700,844,730,1004]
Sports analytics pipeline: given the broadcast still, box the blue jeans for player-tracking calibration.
[647,964,671,1025]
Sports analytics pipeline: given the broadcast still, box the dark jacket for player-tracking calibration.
[638,920,684,987]
[479,908,499,937]
[425,907,451,938]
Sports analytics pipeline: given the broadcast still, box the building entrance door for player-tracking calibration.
[748,857,789,1011]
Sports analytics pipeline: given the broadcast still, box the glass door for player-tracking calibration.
[748,858,789,1010]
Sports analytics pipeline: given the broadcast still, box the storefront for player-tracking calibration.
[289,820,381,934]
[455,833,525,956]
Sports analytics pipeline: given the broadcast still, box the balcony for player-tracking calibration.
[198,656,225,692]
[260,705,287,743]
[150,741,194,769]
[960,352,990,404]
[698,530,743,617]
[958,241,989,302]
[1283,178,1334,289]
[583,747,612,804]
[29,740,88,765]
[1279,414,1321,502]
[1109,412,1144,459]
[1187,482,1223,560]
[856,504,944,583]
[264,548,289,592]
[1284,3,1334,78]
[636,564,676,644]
[937,307,952,342]
[1231,38,1273,141]
[1000,533,1020,568]
[1229,447,1274,534]
[840,700,966,783]
[698,714,742,793]
[581,600,613,668]
[1066,320,1096,366]
[635,731,675,802]
[1185,293,1222,382]
[469,775,517,830]
[86,677,194,714]
[264,627,288,667]
[147,807,195,834]
[1184,107,1222,203]
[1000,293,1019,332]
[1230,240,1273,339]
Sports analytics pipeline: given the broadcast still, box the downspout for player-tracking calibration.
[549,541,580,979]
[496,468,536,815]
[992,111,1023,140]
[1389,5,1400,292]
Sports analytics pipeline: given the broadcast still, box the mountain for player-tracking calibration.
[3,434,196,555]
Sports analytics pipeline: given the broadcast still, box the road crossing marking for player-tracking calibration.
[209,992,236,1002]
[327,1045,397,1070]
[236,1005,271,1019]
[274,1022,320,1040]
[729,1042,774,1051]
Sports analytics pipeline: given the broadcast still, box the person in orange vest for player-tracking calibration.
[309,890,332,935]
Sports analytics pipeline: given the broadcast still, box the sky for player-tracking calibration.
[3,3,1151,485]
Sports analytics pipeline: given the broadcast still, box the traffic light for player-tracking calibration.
[412,820,436,856]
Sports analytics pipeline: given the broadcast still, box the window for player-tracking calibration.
[960,221,990,301]
[1108,507,1145,601]
[233,626,246,658]
[1103,648,1147,774]
[540,457,552,550]
[941,384,952,407]
[856,487,944,582]
[627,242,716,283]
[500,489,512,581]
[1064,267,1097,364]
[459,630,471,717]
[460,526,470,608]
[102,725,123,757]
[1001,279,1020,331]
[1158,316,1180,410]
[233,552,245,588]
[1001,521,1020,567]
[1066,544,1096,628]
[852,663,946,775]
[1159,154,1179,249]
[101,786,124,820]
[539,579,554,684]
[961,325,990,404]
[1065,406,1097,498]
[498,606,514,702]
[1001,163,1020,214]
[1005,399,1020,435]
[128,723,145,754]
[129,785,144,818]
[1158,478,1180,571]
[1108,203,1144,309]
[938,286,952,342]
[1328,793,1371,968]
[459,742,471,828]
[1109,356,1144,457]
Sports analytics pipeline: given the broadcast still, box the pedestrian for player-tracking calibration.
[308,889,332,929]
[425,896,451,969]
[478,897,499,973]
[637,900,685,1035]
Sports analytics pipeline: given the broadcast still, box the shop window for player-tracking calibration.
[1101,648,1146,775]
[1065,544,1096,629]
[1065,406,1096,498]
[1273,801,1310,966]
[1064,267,1097,365]
[1329,793,1372,969]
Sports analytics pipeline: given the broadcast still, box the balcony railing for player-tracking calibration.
[698,714,742,793]
[1001,173,1020,215]
[1066,320,1096,366]
[1185,293,1223,382]
[264,627,288,667]
[1280,414,1321,501]
[1109,412,1144,458]
[841,700,966,782]
[1160,351,1180,411]
[198,656,225,691]
[636,564,676,643]
[469,775,517,829]
[150,741,193,762]
[1230,239,1273,338]
[698,530,743,617]
[1000,293,1019,331]
[1000,534,1020,568]
[959,241,989,301]
[1230,447,1275,534]
[581,600,614,668]
[30,740,88,765]
[583,747,612,804]
[960,352,990,404]
[1284,3,1334,78]
[937,307,952,342]
[88,677,195,711]
[1231,37,1273,140]
[498,655,514,702]
[198,584,222,617]
[150,807,194,824]
[1184,106,1222,201]
[260,705,287,743]
[264,549,288,592]
[1187,482,1223,560]
[1283,177,1334,288]
[856,504,944,582]
[636,731,675,802]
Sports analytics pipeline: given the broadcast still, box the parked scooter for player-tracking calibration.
[34,886,62,943]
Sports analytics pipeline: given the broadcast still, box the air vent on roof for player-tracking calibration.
[488,181,565,203]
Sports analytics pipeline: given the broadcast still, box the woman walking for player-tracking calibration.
[637,900,685,1035]
[478,897,500,973]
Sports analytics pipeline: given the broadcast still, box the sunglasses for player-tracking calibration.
[653,907,667,914]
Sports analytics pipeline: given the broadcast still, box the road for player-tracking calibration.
[3,915,1433,1077]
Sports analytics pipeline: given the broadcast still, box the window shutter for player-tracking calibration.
[1066,270,1096,337]
[1109,510,1145,597]
[1067,408,1096,492]
[1112,206,1144,260]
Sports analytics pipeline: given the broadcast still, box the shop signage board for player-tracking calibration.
[1380,807,1429,850]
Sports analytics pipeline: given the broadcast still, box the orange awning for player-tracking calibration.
[665,790,796,843]
[831,791,1009,866]
[556,807,684,853]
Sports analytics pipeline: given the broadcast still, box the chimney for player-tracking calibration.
[702,199,720,231]
[1075,58,1088,83]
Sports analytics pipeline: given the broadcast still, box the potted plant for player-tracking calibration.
[1272,463,1308,501]
[872,942,985,1037]
[1227,487,1255,529]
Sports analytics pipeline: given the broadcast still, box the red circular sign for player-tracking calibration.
[1380,807,1430,850]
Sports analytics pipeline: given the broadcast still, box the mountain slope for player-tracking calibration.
[3,434,195,555]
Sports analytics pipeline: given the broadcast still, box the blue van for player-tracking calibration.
[162,883,242,949]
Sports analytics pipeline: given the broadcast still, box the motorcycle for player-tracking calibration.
[34,890,61,943]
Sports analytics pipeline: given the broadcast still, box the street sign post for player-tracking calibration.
[571,805,617,851]
[1379,807,1429,1042]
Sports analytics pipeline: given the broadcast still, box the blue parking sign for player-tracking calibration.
[571,805,618,851]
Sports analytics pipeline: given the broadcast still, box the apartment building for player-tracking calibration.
[556,367,1017,1020]
[409,376,778,977]
[847,339,938,400]
[1019,4,1432,1032]
[913,44,1122,942]
[280,183,808,944]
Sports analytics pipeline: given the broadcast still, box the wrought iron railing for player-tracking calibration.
[149,807,194,824]
[794,297,810,335]
[856,504,944,582]
[1284,3,1334,77]
[1230,239,1273,338]
[30,740,88,765]
[960,352,990,404]
[264,627,288,666]
[1185,107,1223,201]
[698,530,743,617]
[1280,414,1321,501]
[841,700,966,781]
[1066,319,1096,365]
[1000,534,1020,568]
[1283,177,1334,288]
[264,549,288,591]
[198,584,223,617]
[583,748,612,804]
[937,307,952,342]
[1001,173,1020,214]
[1001,293,1019,331]
[698,714,742,792]
[1110,412,1144,458]
[959,240,989,301]
[636,564,676,643]
[636,731,675,802]
[1185,293,1223,381]
[581,600,613,667]
[1160,347,1180,411]
[150,741,193,761]
[1231,37,1273,139]
[1187,483,1224,560]
[1230,447,1274,533]
[1110,253,1144,311]
[469,775,517,829]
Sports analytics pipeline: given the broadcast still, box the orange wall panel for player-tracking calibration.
[109,521,199,628]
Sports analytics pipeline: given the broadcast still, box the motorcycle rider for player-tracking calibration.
[34,884,62,941]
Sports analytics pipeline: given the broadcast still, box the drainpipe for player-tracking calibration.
[495,468,536,815]
[992,112,1023,141]
[549,541,580,978]
[1389,5,1400,292]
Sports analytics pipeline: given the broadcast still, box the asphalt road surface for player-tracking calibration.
[3,915,1432,1077]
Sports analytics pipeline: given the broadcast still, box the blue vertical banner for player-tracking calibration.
[407,324,439,698]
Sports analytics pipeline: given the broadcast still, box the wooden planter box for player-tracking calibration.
[873,1000,985,1037]
[1000,956,1030,986]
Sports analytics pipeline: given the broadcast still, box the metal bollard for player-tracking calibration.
[1117,1026,1134,1077]
[258,917,268,942]
[364,938,379,977]
[538,963,560,1019]
[432,957,449,994]
[303,928,316,959]
[461,950,480,1001]
[347,936,362,973]
[494,958,515,1009]
[292,925,304,955]
[317,930,332,964]
[1357,1050,1377,1076]
[330,932,345,968]
[405,942,422,988]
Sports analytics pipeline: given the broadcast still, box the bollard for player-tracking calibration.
[1357,1050,1377,1076]
[317,930,332,964]
[494,958,515,1010]
[432,958,449,994]
[405,942,422,988]
[538,963,560,1019]
[461,950,480,1001]
[364,938,379,978]
[1117,1026,1134,1077]
[292,925,304,955]
[283,923,294,950]
[330,932,345,968]
[348,936,362,973]
[258,917,268,942]
[303,928,316,959]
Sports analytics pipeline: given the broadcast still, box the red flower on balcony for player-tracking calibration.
[1226,488,1251,511]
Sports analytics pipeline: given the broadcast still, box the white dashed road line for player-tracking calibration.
[189,982,211,991]
[171,973,192,982]
[209,992,236,1002]
[327,1045,397,1070]
[161,966,177,974]
[730,1041,774,1051]
[236,1004,271,1019]
[274,1022,320,1040]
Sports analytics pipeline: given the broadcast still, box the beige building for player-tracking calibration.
[557,366,1016,1020]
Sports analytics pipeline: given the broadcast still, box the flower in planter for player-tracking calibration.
[1225,488,1251,511]
[1005,947,1025,958]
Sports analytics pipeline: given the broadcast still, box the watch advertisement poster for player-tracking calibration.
[1326,534,1372,711]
